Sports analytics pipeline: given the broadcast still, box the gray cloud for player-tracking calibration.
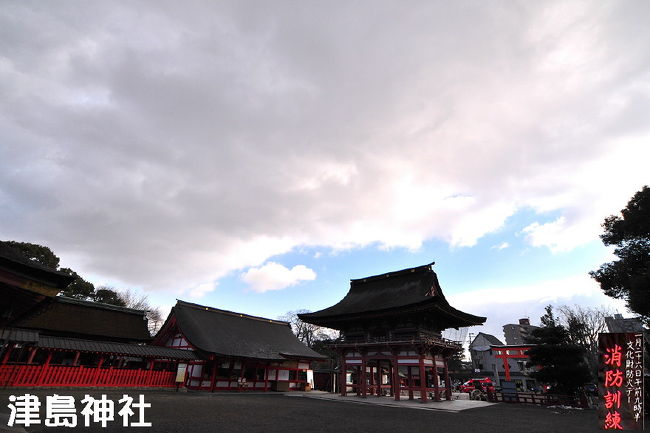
[1,1,649,293]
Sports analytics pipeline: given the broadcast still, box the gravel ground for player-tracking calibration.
[0,389,605,433]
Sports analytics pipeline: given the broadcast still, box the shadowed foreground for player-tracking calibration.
[0,390,603,433]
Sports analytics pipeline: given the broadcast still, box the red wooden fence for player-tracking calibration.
[0,365,177,388]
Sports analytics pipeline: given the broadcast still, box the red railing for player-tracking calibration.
[0,365,177,388]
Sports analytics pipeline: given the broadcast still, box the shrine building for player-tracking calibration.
[153,300,325,391]
[1,245,324,391]
[299,262,486,402]
[0,246,196,388]
[0,245,73,327]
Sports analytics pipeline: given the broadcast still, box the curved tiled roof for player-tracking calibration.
[0,244,74,290]
[170,301,325,360]
[38,335,197,360]
[299,263,485,329]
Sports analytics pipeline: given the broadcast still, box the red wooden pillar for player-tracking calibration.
[443,357,452,401]
[388,361,394,397]
[264,363,269,391]
[376,364,381,396]
[392,355,400,401]
[239,360,246,391]
[210,358,218,392]
[407,366,414,400]
[37,350,53,386]
[419,356,428,403]
[432,361,441,401]
[1,343,14,364]
[340,361,347,396]
[360,356,367,398]
[355,366,360,396]
[93,355,105,385]
[502,354,512,381]
[26,348,38,364]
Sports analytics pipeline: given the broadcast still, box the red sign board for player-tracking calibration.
[598,333,644,430]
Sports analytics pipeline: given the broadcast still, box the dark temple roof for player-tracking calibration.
[0,245,74,290]
[0,327,196,360]
[15,296,151,342]
[165,300,325,361]
[299,263,486,329]
[0,328,40,343]
[38,335,197,360]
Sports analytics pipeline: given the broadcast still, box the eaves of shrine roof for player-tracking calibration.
[298,263,486,328]
[0,244,74,290]
[16,296,152,343]
[167,300,326,361]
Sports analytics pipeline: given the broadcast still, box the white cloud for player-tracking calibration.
[447,274,628,342]
[522,218,574,252]
[491,242,509,250]
[241,262,316,293]
[189,282,217,299]
[0,1,649,292]
[449,274,600,308]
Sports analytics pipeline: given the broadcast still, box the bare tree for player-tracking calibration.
[98,287,164,336]
[278,310,338,348]
[556,304,613,378]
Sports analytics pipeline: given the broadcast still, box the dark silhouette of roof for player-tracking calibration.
[0,327,39,343]
[472,332,504,347]
[165,300,325,360]
[15,296,151,342]
[0,326,196,359]
[38,335,197,360]
[0,244,74,290]
[298,263,486,329]
[605,314,645,333]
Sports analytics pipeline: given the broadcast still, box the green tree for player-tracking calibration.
[0,240,60,269]
[58,268,96,299]
[590,186,650,325]
[526,306,591,395]
[92,287,126,307]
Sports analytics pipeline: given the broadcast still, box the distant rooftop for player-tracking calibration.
[471,332,504,347]
[605,314,645,333]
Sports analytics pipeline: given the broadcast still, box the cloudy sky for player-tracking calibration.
[2,1,648,342]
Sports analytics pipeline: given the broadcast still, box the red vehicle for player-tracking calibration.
[459,378,495,393]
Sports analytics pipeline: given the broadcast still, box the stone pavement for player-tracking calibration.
[0,413,24,433]
[288,390,495,412]
[0,389,601,433]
